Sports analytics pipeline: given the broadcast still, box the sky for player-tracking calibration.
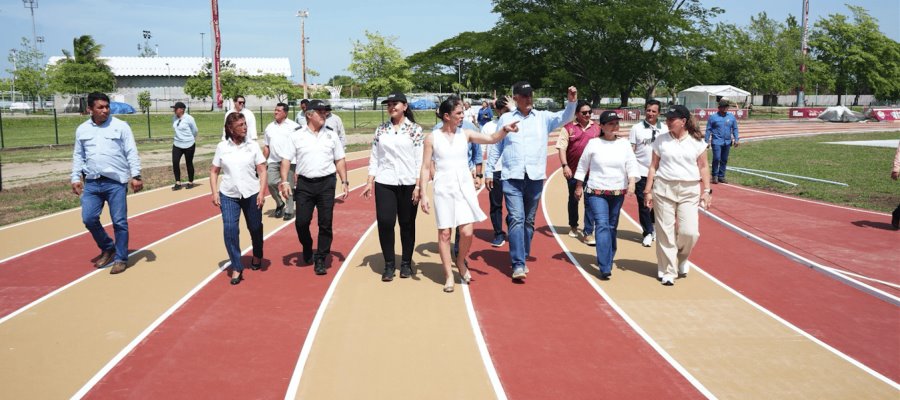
[1,0,898,84]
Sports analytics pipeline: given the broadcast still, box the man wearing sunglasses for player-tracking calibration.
[221,95,258,145]
[556,100,598,245]
[628,99,667,247]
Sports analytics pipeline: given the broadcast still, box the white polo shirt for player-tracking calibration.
[629,119,668,176]
[277,126,345,179]
[652,132,707,181]
[263,119,300,163]
[212,139,266,198]
[368,118,425,186]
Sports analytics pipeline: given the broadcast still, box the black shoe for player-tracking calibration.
[230,272,244,285]
[382,262,396,282]
[314,258,328,275]
[283,213,294,221]
[599,272,611,281]
[711,177,718,184]
[892,206,900,229]
[250,257,262,271]
[172,183,183,191]
[302,251,314,265]
[399,261,412,278]
[718,177,728,184]
[274,205,284,219]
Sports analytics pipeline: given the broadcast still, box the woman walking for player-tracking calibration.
[574,111,638,280]
[362,93,425,282]
[171,102,199,190]
[417,96,518,292]
[643,105,712,286]
[210,113,267,285]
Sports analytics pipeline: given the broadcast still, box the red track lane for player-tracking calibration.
[707,185,898,294]
[619,199,900,382]
[0,195,217,318]
[84,189,376,399]
[467,161,702,399]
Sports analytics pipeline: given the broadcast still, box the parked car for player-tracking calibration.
[9,102,30,111]
[338,101,363,110]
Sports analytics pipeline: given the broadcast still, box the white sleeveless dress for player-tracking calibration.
[431,128,487,229]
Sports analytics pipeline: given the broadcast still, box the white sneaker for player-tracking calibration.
[568,228,580,238]
[641,234,653,247]
[678,260,691,276]
[583,234,596,246]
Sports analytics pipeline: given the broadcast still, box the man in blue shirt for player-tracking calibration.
[71,92,143,275]
[477,100,493,127]
[705,100,740,184]
[487,82,577,280]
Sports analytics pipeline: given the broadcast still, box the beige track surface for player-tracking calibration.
[293,186,495,399]
[0,166,371,399]
[543,171,897,399]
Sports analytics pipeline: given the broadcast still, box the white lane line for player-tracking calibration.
[541,169,717,400]
[461,280,508,400]
[829,269,900,290]
[0,192,209,265]
[71,217,297,400]
[283,220,377,400]
[0,178,211,231]
[721,184,890,216]
[701,209,900,306]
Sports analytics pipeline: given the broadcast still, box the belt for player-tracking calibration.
[298,173,334,183]
[85,176,117,183]
[585,188,627,196]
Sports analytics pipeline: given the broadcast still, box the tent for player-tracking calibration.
[109,101,136,114]
[817,106,866,122]
[677,85,751,109]
[409,98,437,110]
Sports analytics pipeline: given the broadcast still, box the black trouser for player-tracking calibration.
[374,182,418,264]
[172,144,196,182]
[488,171,505,236]
[634,176,655,237]
[294,174,336,261]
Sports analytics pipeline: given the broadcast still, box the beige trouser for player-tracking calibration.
[267,162,295,214]
[652,178,700,281]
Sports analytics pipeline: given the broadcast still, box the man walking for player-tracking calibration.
[705,99,739,184]
[223,95,258,144]
[629,99,667,247]
[263,102,300,220]
[321,101,346,147]
[487,82,577,280]
[484,97,511,247]
[278,100,349,275]
[556,100,598,245]
[71,92,143,274]
[295,99,309,129]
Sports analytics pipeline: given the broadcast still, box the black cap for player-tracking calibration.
[381,92,408,104]
[598,110,622,124]
[170,101,186,109]
[308,99,330,111]
[718,100,730,108]
[512,81,534,96]
[665,105,691,119]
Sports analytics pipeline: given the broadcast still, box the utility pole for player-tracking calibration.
[23,0,38,50]
[200,32,205,59]
[297,10,309,100]
[797,0,810,107]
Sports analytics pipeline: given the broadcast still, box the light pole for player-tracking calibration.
[200,32,205,59]
[139,30,152,57]
[165,62,171,102]
[23,0,38,50]
[10,49,17,102]
[297,10,309,100]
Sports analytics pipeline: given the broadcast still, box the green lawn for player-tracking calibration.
[721,131,899,212]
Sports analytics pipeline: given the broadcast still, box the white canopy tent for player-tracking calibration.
[677,85,751,109]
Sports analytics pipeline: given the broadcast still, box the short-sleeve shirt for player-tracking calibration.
[629,120,668,176]
[279,126,346,179]
[652,132,707,181]
[212,139,266,198]
[263,119,300,163]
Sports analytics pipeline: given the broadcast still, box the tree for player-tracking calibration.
[407,31,499,93]
[184,60,249,108]
[137,91,151,113]
[348,31,413,107]
[246,73,302,103]
[47,35,115,96]
[7,37,50,111]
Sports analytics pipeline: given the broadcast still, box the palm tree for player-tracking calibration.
[60,35,107,67]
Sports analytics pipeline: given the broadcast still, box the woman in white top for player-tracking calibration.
[210,112,267,285]
[574,111,638,280]
[361,92,425,282]
[417,96,519,292]
[643,105,712,286]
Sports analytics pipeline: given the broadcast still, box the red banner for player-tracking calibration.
[212,0,222,109]
[867,108,900,121]
[788,107,826,118]
[693,108,748,120]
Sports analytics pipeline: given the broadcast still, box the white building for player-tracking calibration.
[47,56,292,112]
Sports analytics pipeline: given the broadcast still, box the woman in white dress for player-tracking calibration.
[416,96,519,292]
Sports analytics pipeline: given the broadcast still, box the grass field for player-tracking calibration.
[721,131,899,212]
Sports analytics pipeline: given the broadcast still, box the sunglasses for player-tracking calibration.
[579,111,592,115]
[236,101,245,104]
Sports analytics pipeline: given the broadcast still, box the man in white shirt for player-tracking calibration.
[483,97,511,247]
[294,99,309,129]
[263,102,300,220]
[278,100,349,276]
[628,99,667,247]
[320,101,346,148]
[222,95,258,144]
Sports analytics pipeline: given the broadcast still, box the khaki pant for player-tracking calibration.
[652,178,700,281]
[267,162,295,214]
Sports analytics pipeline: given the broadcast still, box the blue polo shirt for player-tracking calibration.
[486,101,577,180]
[705,112,739,145]
[71,116,142,184]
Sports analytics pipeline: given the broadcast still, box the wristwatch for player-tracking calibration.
[475,174,484,178]
[703,188,712,194]
[132,175,142,181]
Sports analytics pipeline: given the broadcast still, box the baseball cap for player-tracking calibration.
[598,110,622,124]
[309,100,330,111]
[718,100,730,108]
[664,105,691,119]
[512,81,534,96]
[381,92,408,104]
[170,101,186,109]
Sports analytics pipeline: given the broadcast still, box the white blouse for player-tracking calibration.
[652,132,707,181]
[574,138,638,190]
[367,118,425,186]
[212,139,266,198]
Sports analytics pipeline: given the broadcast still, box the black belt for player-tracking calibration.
[298,173,334,183]
[85,176,116,183]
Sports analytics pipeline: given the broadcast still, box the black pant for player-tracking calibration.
[294,174,336,260]
[172,144,196,182]
[634,176,655,236]
[374,182,418,264]
[488,171,505,236]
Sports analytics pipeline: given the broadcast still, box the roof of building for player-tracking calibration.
[46,56,292,77]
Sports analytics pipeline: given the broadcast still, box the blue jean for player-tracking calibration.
[567,178,595,235]
[586,193,625,275]
[503,177,543,271]
[711,143,731,178]
[220,192,264,272]
[81,177,129,262]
